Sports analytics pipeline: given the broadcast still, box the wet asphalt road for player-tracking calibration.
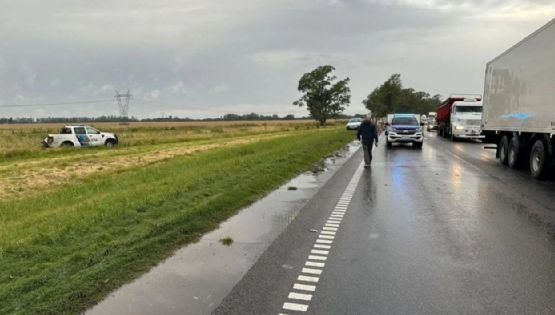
[215,132,555,314]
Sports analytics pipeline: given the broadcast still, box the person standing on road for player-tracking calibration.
[357,114,379,168]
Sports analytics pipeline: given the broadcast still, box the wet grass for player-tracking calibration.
[0,127,352,314]
[0,122,345,200]
[0,120,322,161]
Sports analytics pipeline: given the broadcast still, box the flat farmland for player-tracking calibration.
[0,120,354,314]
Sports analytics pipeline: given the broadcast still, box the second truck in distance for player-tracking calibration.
[437,94,484,141]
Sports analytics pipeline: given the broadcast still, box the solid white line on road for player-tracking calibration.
[311,249,329,255]
[308,255,327,261]
[301,268,322,275]
[305,261,325,268]
[288,292,312,301]
[279,161,365,315]
[283,302,308,312]
[298,275,319,283]
[293,283,317,292]
[313,244,331,249]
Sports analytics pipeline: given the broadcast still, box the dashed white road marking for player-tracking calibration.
[302,268,323,275]
[279,161,365,314]
[311,249,329,255]
[305,261,325,268]
[293,283,317,292]
[313,244,331,249]
[298,275,319,283]
[308,255,327,261]
[288,292,312,301]
[316,240,333,245]
[283,302,309,312]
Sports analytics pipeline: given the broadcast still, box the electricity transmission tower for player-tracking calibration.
[115,90,132,120]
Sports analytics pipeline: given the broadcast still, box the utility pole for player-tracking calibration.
[115,90,132,121]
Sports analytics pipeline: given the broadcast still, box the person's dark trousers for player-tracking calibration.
[363,141,374,166]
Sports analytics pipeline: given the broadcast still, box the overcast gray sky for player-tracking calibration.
[0,0,553,118]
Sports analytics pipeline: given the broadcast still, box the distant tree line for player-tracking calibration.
[362,74,441,117]
[0,113,304,124]
[292,66,440,125]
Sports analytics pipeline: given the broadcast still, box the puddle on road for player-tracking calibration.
[86,141,360,315]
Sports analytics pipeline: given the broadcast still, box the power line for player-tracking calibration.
[0,97,308,115]
[0,99,114,108]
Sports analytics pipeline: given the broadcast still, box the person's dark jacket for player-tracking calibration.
[357,120,379,145]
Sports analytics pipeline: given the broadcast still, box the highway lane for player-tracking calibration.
[215,132,555,314]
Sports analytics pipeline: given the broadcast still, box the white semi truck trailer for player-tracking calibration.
[482,18,555,179]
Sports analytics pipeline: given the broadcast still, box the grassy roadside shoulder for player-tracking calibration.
[0,127,354,314]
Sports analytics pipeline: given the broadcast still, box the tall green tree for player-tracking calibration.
[293,65,351,125]
[362,74,441,117]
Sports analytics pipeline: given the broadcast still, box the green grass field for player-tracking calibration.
[0,121,353,314]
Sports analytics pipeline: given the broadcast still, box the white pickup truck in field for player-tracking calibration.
[43,125,119,148]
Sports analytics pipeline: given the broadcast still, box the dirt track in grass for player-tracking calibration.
[0,132,292,199]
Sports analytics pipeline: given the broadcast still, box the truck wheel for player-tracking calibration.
[414,142,423,149]
[105,139,117,148]
[529,140,549,179]
[61,141,74,148]
[508,137,522,169]
[450,131,457,142]
[386,141,392,148]
[499,136,509,165]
